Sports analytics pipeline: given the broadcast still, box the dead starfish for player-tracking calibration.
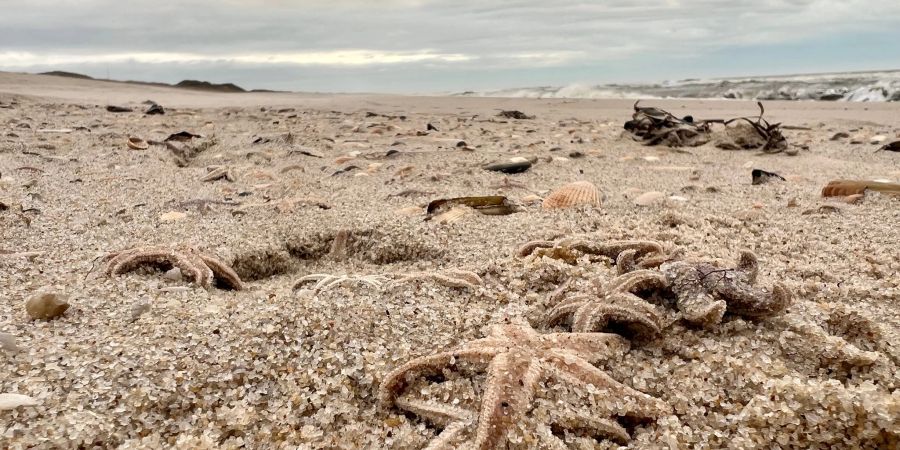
[653,250,791,327]
[386,269,482,290]
[104,245,243,290]
[292,273,388,293]
[545,270,667,339]
[379,321,669,448]
[516,238,663,266]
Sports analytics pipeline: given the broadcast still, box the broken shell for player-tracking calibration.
[433,206,470,224]
[542,181,601,209]
[843,194,865,204]
[159,211,187,222]
[483,160,532,174]
[521,194,542,204]
[126,136,149,150]
[200,166,234,182]
[0,332,20,353]
[634,191,665,206]
[0,393,38,410]
[25,292,70,320]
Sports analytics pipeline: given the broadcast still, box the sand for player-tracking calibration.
[1,72,898,449]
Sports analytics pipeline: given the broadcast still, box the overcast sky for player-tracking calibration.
[1,0,899,93]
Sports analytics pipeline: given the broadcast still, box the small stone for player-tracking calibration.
[634,191,665,206]
[163,267,183,282]
[0,393,38,410]
[0,332,21,353]
[787,198,799,208]
[130,302,151,322]
[25,292,69,320]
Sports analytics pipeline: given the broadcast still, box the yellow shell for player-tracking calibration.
[542,181,601,209]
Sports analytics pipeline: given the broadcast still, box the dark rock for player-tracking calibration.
[106,105,132,113]
[483,160,532,174]
[751,169,785,185]
[145,103,165,115]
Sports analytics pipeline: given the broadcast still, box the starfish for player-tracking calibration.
[650,250,791,327]
[104,245,243,290]
[386,269,483,290]
[516,238,664,266]
[292,273,388,293]
[379,322,669,449]
[545,270,668,339]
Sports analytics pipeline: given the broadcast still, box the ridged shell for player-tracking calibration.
[821,180,867,197]
[126,136,149,150]
[433,206,470,224]
[542,181,601,209]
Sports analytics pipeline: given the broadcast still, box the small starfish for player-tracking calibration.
[516,238,663,266]
[104,245,243,290]
[654,250,791,327]
[386,269,482,290]
[292,273,388,293]
[545,270,668,339]
[379,322,669,449]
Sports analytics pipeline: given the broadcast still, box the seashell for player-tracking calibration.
[25,292,69,320]
[433,206,470,224]
[159,211,187,222]
[821,180,868,197]
[334,155,355,164]
[126,136,149,150]
[0,393,38,410]
[542,181,601,209]
[634,191,665,206]
[870,135,887,145]
[521,194,542,204]
[844,194,865,204]
[483,161,531,174]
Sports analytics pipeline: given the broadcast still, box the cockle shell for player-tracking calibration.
[542,181,601,209]
[126,136,149,150]
[25,292,69,320]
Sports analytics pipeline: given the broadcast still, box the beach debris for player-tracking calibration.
[0,393,39,411]
[719,102,787,152]
[200,166,235,182]
[426,196,520,217]
[106,105,132,113]
[542,181,601,209]
[633,191,665,206]
[877,140,900,152]
[126,136,149,150]
[292,273,388,294]
[0,332,21,353]
[650,250,791,327]
[166,136,216,167]
[165,131,201,142]
[751,169,785,185]
[426,123,438,131]
[482,160,532,174]
[624,101,712,147]
[497,110,534,119]
[379,321,668,448]
[546,270,667,339]
[25,292,70,320]
[387,269,482,290]
[821,179,900,197]
[145,103,165,115]
[103,245,243,290]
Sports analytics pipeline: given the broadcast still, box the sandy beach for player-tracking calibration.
[1,72,898,449]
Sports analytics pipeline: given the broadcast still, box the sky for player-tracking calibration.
[1,0,899,93]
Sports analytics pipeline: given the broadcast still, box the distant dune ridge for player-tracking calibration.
[38,70,246,93]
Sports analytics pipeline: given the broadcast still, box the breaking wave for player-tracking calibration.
[456,70,900,102]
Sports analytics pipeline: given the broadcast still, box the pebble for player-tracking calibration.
[634,191,665,206]
[25,292,70,320]
[0,332,21,353]
[0,393,39,410]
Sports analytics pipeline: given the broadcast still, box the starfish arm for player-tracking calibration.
[571,297,662,339]
[676,290,727,327]
[538,332,630,363]
[379,347,501,408]
[718,281,792,319]
[422,419,474,450]
[394,397,475,427]
[546,351,670,418]
[107,248,207,287]
[551,410,631,444]
[443,269,483,286]
[545,295,589,327]
[736,250,759,283]
[562,239,663,260]
[473,352,543,450]
[515,240,556,258]
[605,270,668,295]
[184,250,214,289]
[198,254,244,290]
[616,249,639,274]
